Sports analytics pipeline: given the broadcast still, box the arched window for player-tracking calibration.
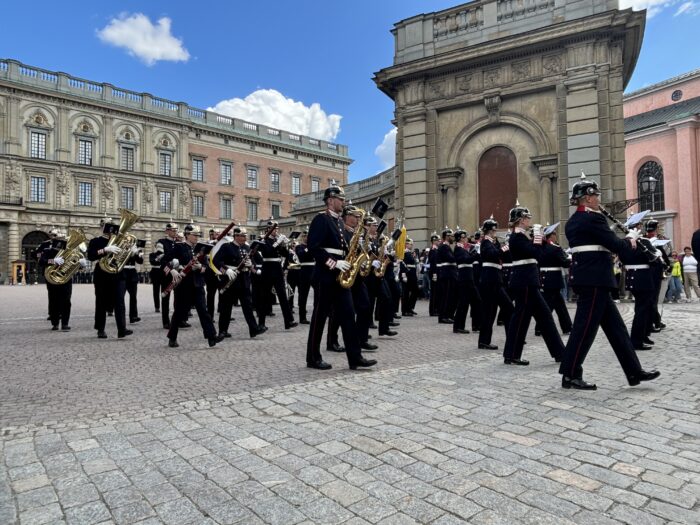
[637,161,664,212]
[478,146,517,227]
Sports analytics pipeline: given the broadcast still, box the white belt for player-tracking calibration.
[457,263,473,269]
[436,262,456,267]
[406,264,416,268]
[625,264,650,270]
[473,261,480,264]
[502,263,513,268]
[512,258,538,266]
[571,245,610,254]
[263,258,282,263]
[301,262,315,267]
[123,265,136,270]
[540,267,563,272]
[482,262,502,269]
[323,247,345,256]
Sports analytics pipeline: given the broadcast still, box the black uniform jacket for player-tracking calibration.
[307,211,348,285]
[295,243,314,278]
[163,241,205,289]
[156,237,176,271]
[507,230,543,288]
[479,237,503,285]
[619,238,655,292]
[401,251,418,282]
[87,236,121,282]
[539,242,570,290]
[436,243,457,280]
[260,237,287,278]
[454,244,475,284]
[428,245,439,279]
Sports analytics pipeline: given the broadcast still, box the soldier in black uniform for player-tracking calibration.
[205,228,222,319]
[478,218,513,350]
[258,220,297,330]
[645,220,670,332]
[452,228,481,335]
[502,204,564,365]
[213,227,267,339]
[156,223,179,328]
[162,224,223,348]
[148,241,164,313]
[295,230,313,324]
[37,229,59,320]
[87,218,131,339]
[436,227,457,324]
[123,242,144,323]
[559,176,660,389]
[428,233,440,316]
[40,231,81,331]
[470,230,482,332]
[306,185,377,370]
[537,224,572,335]
[400,239,419,316]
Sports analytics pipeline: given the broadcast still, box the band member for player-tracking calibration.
[502,204,564,365]
[478,217,513,350]
[157,223,179,328]
[400,239,419,316]
[163,224,223,348]
[37,228,59,321]
[470,230,482,332]
[537,224,572,335]
[428,232,440,316]
[257,220,297,329]
[436,227,458,324]
[40,231,81,331]
[213,227,267,339]
[452,228,481,335]
[286,239,300,314]
[372,234,397,336]
[645,220,669,332]
[148,241,164,313]
[385,247,402,320]
[295,230,314,324]
[87,218,131,339]
[559,176,660,389]
[205,227,222,318]
[124,242,144,323]
[306,184,377,370]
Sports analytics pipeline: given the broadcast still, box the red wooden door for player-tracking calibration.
[478,146,517,227]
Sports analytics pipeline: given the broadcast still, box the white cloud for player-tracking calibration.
[97,13,190,66]
[208,90,342,142]
[374,128,397,169]
[674,1,699,15]
[620,0,678,18]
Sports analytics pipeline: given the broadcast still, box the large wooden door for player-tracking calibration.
[478,146,517,227]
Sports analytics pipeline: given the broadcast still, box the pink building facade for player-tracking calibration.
[624,69,700,248]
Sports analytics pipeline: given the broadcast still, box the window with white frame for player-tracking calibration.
[270,171,280,192]
[192,158,204,181]
[247,166,258,189]
[121,146,135,171]
[271,203,281,219]
[311,178,320,193]
[247,201,258,222]
[121,186,135,210]
[292,175,301,195]
[30,131,47,159]
[159,190,172,213]
[78,139,93,166]
[220,162,232,185]
[159,152,172,176]
[221,197,232,219]
[30,176,46,203]
[78,181,93,206]
[193,195,204,217]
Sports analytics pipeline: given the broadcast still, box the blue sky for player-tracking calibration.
[1,1,697,181]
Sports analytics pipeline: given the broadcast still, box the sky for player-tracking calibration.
[1,0,697,182]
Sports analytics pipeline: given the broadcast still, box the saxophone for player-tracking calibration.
[45,228,87,285]
[338,209,368,289]
[99,208,140,273]
[374,235,391,278]
[359,236,373,278]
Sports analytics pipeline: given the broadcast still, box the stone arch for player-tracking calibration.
[69,113,102,136]
[152,129,179,150]
[114,122,142,143]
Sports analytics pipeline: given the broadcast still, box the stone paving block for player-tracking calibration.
[575,464,637,489]
[545,468,602,491]
[426,489,483,520]
[466,487,531,518]
[573,510,624,525]
[65,500,111,525]
[632,481,697,509]
[206,500,253,525]
[141,483,181,506]
[298,496,355,524]
[111,500,156,525]
[319,479,368,506]
[19,502,63,525]
[245,496,306,525]
[640,470,685,490]
[90,470,131,493]
[12,474,51,493]
[517,489,581,517]
[609,503,666,525]
[154,497,205,525]
[644,500,700,523]
[348,496,397,523]
[17,485,58,511]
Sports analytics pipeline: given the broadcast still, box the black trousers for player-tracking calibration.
[259,272,294,326]
[387,275,401,315]
[631,289,655,347]
[438,275,457,320]
[47,281,72,327]
[307,280,362,366]
[94,276,126,333]
[206,275,219,318]
[376,279,393,333]
[287,269,299,310]
[218,276,258,336]
[160,274,173,326]
[125,277,139,320]
[150,269,161,311]
[429,277,438,315]
[504,286,564,360]
[167,284,216,342]
[478,282,513,345]
[542,288,572,334]
[559,287,642,380]
[297,274,312,321]
[401,278,418,314]
[453,281,481,331]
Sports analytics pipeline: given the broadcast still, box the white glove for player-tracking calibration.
[192,262,202,271]
[53,256,65,266]
[170,258,180,270]
[256,269,262,275]
[103,245,121,255]
[170,269,181,283]
[155,253,164,262]
[501,244,510,252]
[130,245,139,255]
[335,260,352,272]
[371,259,381,269]
[532,224,543,238]
[78,258,87,268]
[226,268,238,280]
[244,258,253,268]
[402,275,408,283]
[432,274,437,282]
[394,275,400,282]
[626,228,642,240]
[273,235,288,248]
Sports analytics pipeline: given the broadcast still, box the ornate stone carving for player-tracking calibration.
[56,166,70,207]
[483,68,502,89]
[102,175,114,207]
[429,80,445,98]
[456,74,472,92]
[180,185,190,210]
[542,55,563,74]
[27,110,51,128]
[5,161,21,194]
[512,60,531,82]
[484,94,502,123]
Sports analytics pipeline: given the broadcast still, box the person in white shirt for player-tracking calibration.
[681,246,700,301]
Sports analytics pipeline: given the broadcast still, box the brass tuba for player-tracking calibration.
[99,209,140,273]
[45,229,87,285]
[338,209,368,289]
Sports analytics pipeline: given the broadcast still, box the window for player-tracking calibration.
[270,171,280,192]
[78,139,93,166]
[159,191,172,213]
[30,132,46,159]
[247,201,258,222]
[220,162,232,185]
[121,146,134,171]
[192,158,204,181]
[247,166,258,189]
[121,186,135,210]
[159,152,172,176]
[78,181,93,206]
[292,175,301,195]
[221,197,232,219]
[271,203,281,219]
[30,176,46,203]
[311,178,320,193]
[193,195,204,217]
[637,161,665,212]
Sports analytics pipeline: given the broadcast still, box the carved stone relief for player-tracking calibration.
[542,54,563,75]
[483,68,502,89]
[456,74,472,93]
[56,166,70,207]
[512,60,531,82]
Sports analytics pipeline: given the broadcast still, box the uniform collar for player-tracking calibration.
[514,227,527,234]
[327,208,340,219]
[484,234,494,242]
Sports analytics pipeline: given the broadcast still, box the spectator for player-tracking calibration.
[681,246,700,302]
[664,251,682,303]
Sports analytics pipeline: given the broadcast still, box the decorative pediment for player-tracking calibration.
[75,119,97,136]
[26,110,52,129]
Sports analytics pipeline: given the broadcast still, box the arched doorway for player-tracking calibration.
[22,231,49,284]
[478,146,517,227]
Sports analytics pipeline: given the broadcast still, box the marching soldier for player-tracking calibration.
[452,228,481,335]
[162,224,223,348]
[87,217,131,339]
[400,239,419,316]
[502,204,564,366]
[157,223,179,329]
[295,230,314,324]
[428,232,440,316]
[536,224,572,336]
[645,220,669,332]
[124,241,144,323]
[258,220,298,330]
[306,184,377,370]
[148,242,164,313]
[436,227,457,324]
[205,227,222,318]
[40,230,81,331]
[559,175,660,389]
[37,228,59,321]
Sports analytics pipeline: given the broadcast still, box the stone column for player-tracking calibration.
[400,107,432,245]
[437,168,463,228]
[101,116,114,168]
[56,106,70,162]
[5,96,21,155]
[8,220,19,277]
[142,124,153,173]
[532,154,558,225]
[178,129,189,179]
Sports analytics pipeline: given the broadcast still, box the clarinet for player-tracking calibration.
[598,205,659,262]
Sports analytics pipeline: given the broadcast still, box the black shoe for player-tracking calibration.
[369,324,378,329]
[155,308,160,313]
[361,342,378,351]
[649,327,662,333]
[250,326,266,338]
[208,334,225,347]
[118,329,133,338]
[634,344,652,351]
[61,326,71,331]
[219,331,232,338]
[388,321,400,327]
[97,331,107,339]
[379,330,397,337]
[563,331,571,335]
[471,328,480,333]
[51,325,59,331]
[130,317,141,323]
[349,358,377,370]
[168,339,179,348]
[643,338,655,345]
[453,329,470,334]
[179,322,191,328]
[402,312,414,317]
[269,312,276,317]
[478,343,498,350]
[307,360,332,370]
[562,376,597,390]
[657,322,666,329]
[107,312,113,317]
[285,322,299,329]
[410,310,418,315]
[300,319,310,325]
[163,323,170,330]
[628,369,660,386]
[394,315,402,320]
[327,343,345,353]
[504,358,529,366]
[534,331,542,337]
[438,318,454,324]
[496,321,504,326]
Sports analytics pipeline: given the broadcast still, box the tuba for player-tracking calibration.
[99,209,140,273]
[45,229,87,285]
[374,235,391,278]
[338,209,369,289]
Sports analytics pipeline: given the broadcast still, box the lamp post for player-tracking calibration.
[640,175,658,211]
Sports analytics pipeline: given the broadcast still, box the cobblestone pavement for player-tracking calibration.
[1,284,699,524]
